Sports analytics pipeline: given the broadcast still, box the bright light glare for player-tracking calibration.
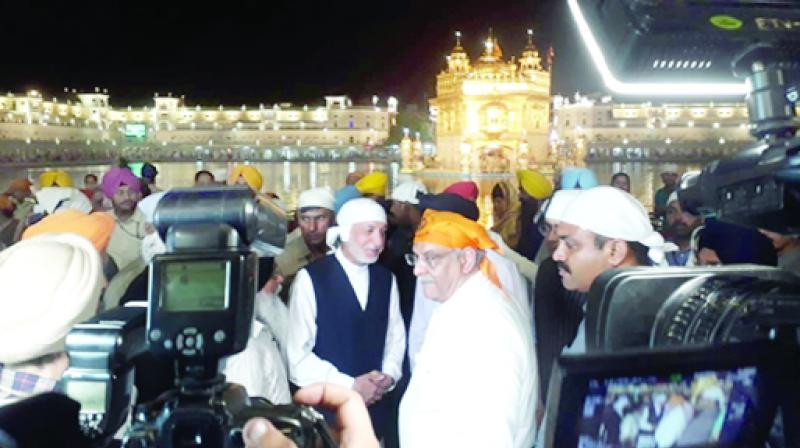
[567,0,747,97]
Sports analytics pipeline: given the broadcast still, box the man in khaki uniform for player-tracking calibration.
[271,187,335,302]
[101,167,147,274]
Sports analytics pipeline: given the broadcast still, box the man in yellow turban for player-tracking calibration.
[355,172,388,198]
[229,165,263,193]
[516,169,553,200]
[515,169,554,262]
[399,210,536,447]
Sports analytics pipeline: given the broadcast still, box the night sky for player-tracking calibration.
[0,0,602,108]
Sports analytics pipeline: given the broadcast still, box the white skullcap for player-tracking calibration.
[137,191,167,224]
[560,186,670,264]
[34,187,92,215]
[544,189,582,222]
[661,163,679,174]
[326,198,386,246]
[391,181,427,204]
[298,187,335,211]
[0,233,103,364]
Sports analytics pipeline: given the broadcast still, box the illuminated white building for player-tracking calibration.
[551,94,753,163]
[0,88,398,160]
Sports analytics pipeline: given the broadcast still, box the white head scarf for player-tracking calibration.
[298,187,335,211]
[661,163,679,175]
[34,187,92,215]
[137,191,167,224]
[560,186,672,264]
[326,198,386,247]
[390,181,428,204]
[138,191,167,264]
[0,233,103,364]
[544,189,583,222]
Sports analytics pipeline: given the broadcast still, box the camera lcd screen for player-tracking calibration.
[577,367,757,448]
[65,380,108,413]
[160,260,229,312]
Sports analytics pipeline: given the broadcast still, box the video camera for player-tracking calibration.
[547,0,800,446]
[569,0,800,233]
[63,186,337,447]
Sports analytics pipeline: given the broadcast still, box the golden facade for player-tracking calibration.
[428,30,552,173]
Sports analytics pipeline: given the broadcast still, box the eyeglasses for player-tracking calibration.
[535,198,552,237]
[404,250,460,269]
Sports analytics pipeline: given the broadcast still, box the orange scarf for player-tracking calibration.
[414,209,503,290]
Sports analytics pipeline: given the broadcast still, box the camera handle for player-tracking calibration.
[734,43,800,142]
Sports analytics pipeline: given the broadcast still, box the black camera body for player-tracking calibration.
[64,187,336,448]
[63,304,148,441]
[146,252,256,373]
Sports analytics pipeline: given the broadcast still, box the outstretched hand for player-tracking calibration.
[242,383,379,448]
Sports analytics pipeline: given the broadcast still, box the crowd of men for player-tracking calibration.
[0,160,797,448]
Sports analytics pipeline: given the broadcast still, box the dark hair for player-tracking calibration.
[141,163,158,182]
[610,172,630,185]
[697,219,777,265]
[491,183,504,199]
[84,173,98,183]
[594,235,652,266]
[194,170,215,182]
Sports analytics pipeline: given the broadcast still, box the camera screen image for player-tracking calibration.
[577,367,757,448]
[160,260,230,312]
[64,381,108,413]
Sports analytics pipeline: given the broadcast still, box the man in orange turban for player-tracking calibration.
[22,209,115,253]
[399,209,537,447]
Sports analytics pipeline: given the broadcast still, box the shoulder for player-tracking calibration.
[304,254,336,276]
[448,276,520,327]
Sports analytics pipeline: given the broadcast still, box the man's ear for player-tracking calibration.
[460,247,480,273]
[606,239,628,266]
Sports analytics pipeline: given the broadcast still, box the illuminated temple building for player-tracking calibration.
[551,93,753,164]
[0,89,397,161]
[426,29,552,173]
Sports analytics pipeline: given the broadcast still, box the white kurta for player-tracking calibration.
[286,248,406,387]
[399,272,538,448]
[222,291,292,404]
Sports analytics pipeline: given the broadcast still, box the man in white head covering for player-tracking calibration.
[554,186,669,348]
[534,186,670,446]
[0,233,103,406]
[287,197,405,440]
[270,187,335,302]
[654,163,681,218]
[33,186,92,217]
[389,180,427,228]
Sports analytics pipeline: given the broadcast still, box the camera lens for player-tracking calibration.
[651,274,800,347]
